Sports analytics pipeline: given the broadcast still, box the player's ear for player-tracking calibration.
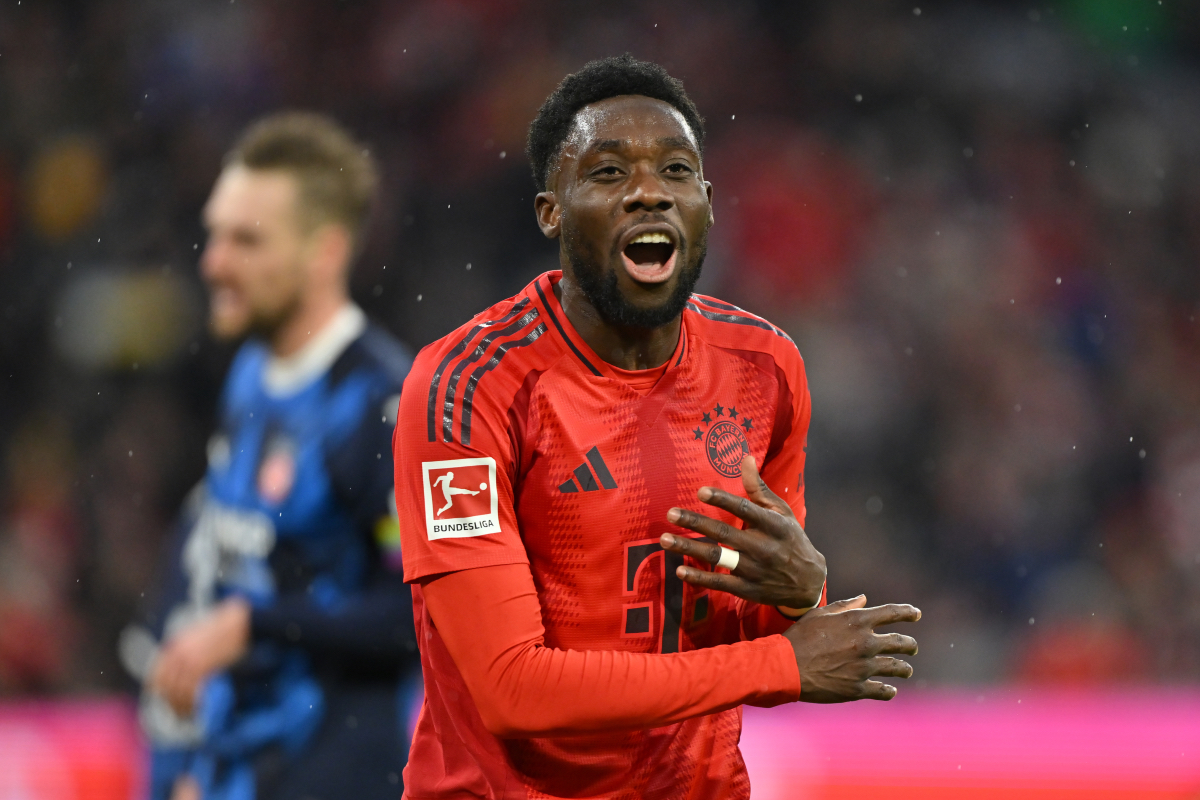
[309,223,353,284]
[534,192,562,239]
[704,181,715,226]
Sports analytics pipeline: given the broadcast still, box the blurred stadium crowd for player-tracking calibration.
[1,0,1199,696]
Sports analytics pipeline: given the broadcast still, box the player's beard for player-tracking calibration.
[247,293,303,342]
[564,229,706,330]
[209,282,304,344]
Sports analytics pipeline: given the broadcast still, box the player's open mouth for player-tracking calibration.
[210,286,243,314]
[621,231,677,284]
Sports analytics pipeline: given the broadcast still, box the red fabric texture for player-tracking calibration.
[423,562,800,737]
[394,272,813,798]
[607,356,672,395]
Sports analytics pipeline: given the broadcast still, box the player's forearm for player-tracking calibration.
[249,572,417,666]
[476,635,799,738]
[424,563,800,739]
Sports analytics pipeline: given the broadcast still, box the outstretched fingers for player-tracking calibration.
[792,594,921,705]
[869,656,914,679]
[674,564,757,597]
[860,680,900,701]
[739,455,792,516]
[820,595,868,613]
[859,656,914,700]
[693,486,781,531]
[659,532,724,566]
[664,510,763,558]
[873,632,919,657]
[692,457,801,540]
[859,603,923,628]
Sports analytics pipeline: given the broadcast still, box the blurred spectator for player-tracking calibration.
[0,415,80,693]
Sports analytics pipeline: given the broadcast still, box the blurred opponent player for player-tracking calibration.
[122,113,418,800]
[392,56,921,798]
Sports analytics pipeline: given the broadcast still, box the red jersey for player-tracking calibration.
[394,271,813,799]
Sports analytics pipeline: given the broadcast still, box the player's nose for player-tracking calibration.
[623,166,673,213]
[199,237,229,282]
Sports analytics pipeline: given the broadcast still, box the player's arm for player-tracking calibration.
[424,562,920,737]
[151,560,413,716]
[153,564,412,719]
[247,570,413,663]
[127,506,205,796]
[145,489,252,718]
[427,561,792,738]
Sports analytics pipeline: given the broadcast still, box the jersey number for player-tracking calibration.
[623,536,711,654]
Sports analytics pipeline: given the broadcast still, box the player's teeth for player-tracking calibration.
[630,232,672,245]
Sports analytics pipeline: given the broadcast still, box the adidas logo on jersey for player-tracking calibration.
[559,446,618,493]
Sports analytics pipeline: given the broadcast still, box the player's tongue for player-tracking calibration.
[622,232,676,284]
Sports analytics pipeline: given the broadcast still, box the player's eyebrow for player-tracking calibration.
[656,136,698,155]
[585,136,699,157]
[589,139,625,154]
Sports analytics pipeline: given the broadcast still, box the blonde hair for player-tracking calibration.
[226,112,378,246]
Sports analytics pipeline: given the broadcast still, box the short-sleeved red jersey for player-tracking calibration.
[394,271,812,799]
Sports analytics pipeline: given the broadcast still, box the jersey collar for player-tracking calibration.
[532,271,689,382]
[262,303,366,396]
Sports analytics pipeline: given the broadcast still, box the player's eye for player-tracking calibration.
[664,162,694,176]
[591,165,623,178]
[232,230,261,247]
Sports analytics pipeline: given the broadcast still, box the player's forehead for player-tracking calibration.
[562,95,700,164]
[204,165,300,227]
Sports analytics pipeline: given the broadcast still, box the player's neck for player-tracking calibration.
[554,279,680,371]
[268,289,351,358]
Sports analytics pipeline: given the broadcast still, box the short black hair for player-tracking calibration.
[526,54,706,192]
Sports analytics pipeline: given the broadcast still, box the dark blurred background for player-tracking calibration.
[1,0,1199,703]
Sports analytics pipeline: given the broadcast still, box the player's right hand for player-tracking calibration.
[784,595,920,702]
[662,455,827,611]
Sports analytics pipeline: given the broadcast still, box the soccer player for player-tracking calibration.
[392,56,921,798]
[125,113,419,800]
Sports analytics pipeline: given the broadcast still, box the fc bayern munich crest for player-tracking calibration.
[692,402,753,478]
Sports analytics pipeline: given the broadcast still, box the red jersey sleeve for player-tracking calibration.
[740,342,824,641]
[423,562,801,738]
[393,331,530,583]
[759,344,811,526]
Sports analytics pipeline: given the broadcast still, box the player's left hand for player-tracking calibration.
[149,597,252,717]
[660,455,826,611]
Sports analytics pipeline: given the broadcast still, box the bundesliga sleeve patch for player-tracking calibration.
[422,457,500,540]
